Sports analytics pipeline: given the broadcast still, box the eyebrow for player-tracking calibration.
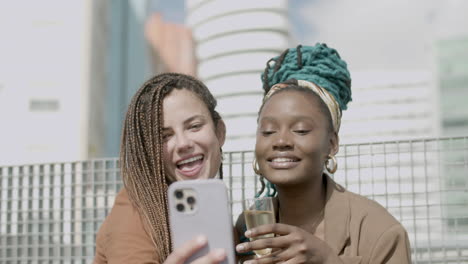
[260,115,315,123]
[183,115,206,125]
[162,115,206,131]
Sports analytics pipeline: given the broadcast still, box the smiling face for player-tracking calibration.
[255,90,338,187]
[162,89,225,182]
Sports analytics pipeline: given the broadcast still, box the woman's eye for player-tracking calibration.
[294,130,310,135]
[162,133,173,141]
[189,123,203,131]
[261,130,275,136]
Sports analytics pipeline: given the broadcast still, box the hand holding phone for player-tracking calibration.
[164,235,227,264]
[168,179,236,264]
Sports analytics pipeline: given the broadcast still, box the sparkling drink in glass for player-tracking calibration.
[243,197,275,257]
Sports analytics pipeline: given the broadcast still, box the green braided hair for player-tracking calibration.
[255,44,352,198]
[261,43,352,110]
[255,176,277,198]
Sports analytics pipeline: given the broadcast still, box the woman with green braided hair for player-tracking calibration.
[235,44,411,263]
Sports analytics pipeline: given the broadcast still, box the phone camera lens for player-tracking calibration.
[175,190,184,199]
[187,196,195,205]
[176,203,185,212]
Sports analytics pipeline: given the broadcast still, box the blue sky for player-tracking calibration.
[149,0,185,23]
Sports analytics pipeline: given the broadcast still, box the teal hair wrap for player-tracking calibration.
[255,44,352,198]
[261,43,352,110]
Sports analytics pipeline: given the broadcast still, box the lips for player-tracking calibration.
[267,155,300,169]
[176,154,204,178]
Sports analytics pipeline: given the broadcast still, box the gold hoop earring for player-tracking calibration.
[325,155,337,174]
[252,157,261,175]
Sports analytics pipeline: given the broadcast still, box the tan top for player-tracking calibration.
[93,188,158,264]
[236,175,412,264]
[95,176,412,264]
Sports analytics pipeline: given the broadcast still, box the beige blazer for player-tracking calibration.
[236,175,412,264]
[323,176,411,263]
[93,188,158,264]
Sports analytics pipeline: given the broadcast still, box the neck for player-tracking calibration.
[276,175,326,231]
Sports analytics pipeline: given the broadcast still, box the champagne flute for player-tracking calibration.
[243,197,276,257]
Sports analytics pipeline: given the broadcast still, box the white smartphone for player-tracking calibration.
[168,179,236,264]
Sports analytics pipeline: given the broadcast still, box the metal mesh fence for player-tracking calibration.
[1,137,467,263]
[0,159,122,263]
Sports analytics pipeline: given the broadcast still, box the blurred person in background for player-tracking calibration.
[235,44,412,263]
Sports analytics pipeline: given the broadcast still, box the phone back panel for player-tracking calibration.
[168,179,235,264]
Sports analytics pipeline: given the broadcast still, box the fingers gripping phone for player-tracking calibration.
[168,179,236,264]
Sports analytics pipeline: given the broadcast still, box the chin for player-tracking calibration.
[265,173,304,187]
[264,177,290,186]
[198,174,210,180]
[195,170,211,180]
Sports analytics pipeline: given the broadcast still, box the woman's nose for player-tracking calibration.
[272,130,293,150]
[175,133,194,153]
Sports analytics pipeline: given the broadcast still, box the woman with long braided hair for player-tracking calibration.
[94,73,228,264]
[235,44,411,263]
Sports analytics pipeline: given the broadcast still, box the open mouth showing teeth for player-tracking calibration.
[268,158,300,162]
[177,155,204,169]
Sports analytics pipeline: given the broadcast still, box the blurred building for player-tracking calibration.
[0,1,154,166]
[339,70,438,144]
[0,1,100,164]
[437,37,468,137]
[0,1,108,165]
[433,2,468,232]
[105,1,154,157]
[0,1,154,261]
[186,0,290,151]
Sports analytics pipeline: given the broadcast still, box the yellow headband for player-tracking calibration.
[263,80,342,133]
